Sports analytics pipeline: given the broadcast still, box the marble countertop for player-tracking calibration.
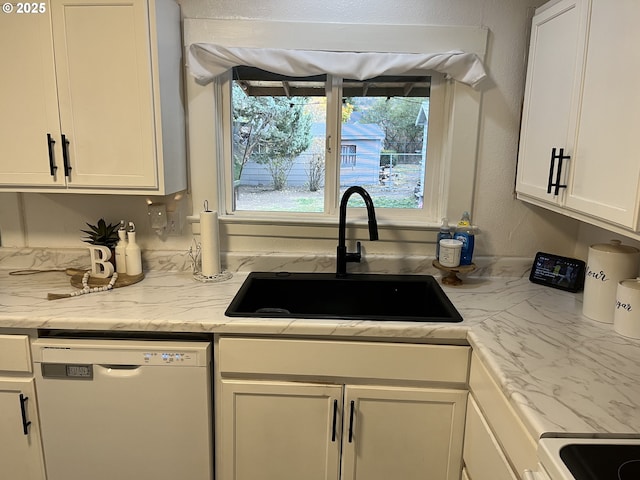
[1,267,640,441]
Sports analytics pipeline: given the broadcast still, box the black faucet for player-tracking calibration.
[336,186,379,276]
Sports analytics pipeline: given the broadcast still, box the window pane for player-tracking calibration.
[231,68,327,213]
[340,76,430,209]
[230,70,430,213]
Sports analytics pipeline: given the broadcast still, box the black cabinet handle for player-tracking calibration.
[47,133,57,176]
[546,148,556,194]
[348,400,355,443]
[19,394,31,435]
[331,399,338,442]
[547,147,569,195]
[61,134,72,177]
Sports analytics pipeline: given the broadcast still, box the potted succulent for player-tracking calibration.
[81,218,120,249]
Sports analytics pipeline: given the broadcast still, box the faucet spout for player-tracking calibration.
[336,186,379,276]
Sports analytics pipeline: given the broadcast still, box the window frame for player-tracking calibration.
[184,19,487,245]
[221,72,445,222]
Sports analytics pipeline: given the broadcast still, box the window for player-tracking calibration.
[228,67,435,217]
[184,19,486,241]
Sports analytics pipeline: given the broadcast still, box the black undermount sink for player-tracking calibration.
[225,272,463,322]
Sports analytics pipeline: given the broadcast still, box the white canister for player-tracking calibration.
[583,240,640,323]
[614,278,640,338]
[439,239,462,268]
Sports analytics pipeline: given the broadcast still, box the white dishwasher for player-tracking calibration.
[32,338,212,480]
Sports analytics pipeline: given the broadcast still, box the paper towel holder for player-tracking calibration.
[190,200,233,283]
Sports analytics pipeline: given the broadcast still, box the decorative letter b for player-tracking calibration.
[88,246,115,278]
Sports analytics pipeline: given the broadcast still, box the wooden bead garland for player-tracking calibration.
[69,271,119,297]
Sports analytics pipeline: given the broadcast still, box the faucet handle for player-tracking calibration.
[345,241,362,263]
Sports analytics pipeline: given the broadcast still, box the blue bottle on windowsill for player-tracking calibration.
[454,211,475,266]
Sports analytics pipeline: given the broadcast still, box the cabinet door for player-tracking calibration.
[463,397,518,480]
[50,0,158,189]
[516,0,589,204]
[563,0,640,228]
[219,380,342,480]
[0,5,64,187]
[0,378,46,480]
[341,385,467,480]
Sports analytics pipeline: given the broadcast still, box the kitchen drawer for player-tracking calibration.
[218,337,470,385]
[0,334,32,373]
[469,352,537,476]
[464,396,518,480]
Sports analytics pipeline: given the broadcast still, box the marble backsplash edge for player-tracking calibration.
[0,247,533,278]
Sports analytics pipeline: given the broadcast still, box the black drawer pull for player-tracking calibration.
[19,394,31,435]
[331,399,338,442]
[348,400,355,443]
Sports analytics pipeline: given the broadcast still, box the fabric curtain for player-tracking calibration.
[187,43,487,88]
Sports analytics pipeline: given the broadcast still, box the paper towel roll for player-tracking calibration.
[200,209,221,276]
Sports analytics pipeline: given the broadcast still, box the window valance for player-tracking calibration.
[187,44,487,88]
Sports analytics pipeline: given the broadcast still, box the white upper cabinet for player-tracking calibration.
[562,0,640,227]
[0,6,62,187]
[516,0,588,205]
[517,0,640,232]
[0,0,186,195]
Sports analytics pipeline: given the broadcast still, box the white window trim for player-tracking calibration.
[184,19,487,247]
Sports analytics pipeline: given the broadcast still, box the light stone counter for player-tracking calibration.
[1,265,640,443]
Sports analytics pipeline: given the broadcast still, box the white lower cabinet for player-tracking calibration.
[341,385,466,480]
[220,380,341,480]
[464,353,537,480]
[216,337,469,480]
[0,379,46,480]
[463,397,517,480]
[0,335,46,480]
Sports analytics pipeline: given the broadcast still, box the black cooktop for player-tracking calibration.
[560,444,640,480]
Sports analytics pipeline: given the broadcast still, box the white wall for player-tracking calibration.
[575,223,640,260]
[0,0,585,262]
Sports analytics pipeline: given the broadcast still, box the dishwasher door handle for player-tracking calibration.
[96,364,142,378]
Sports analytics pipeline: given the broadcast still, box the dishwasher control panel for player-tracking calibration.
[32,339,211,367]
[143,350,200,365]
